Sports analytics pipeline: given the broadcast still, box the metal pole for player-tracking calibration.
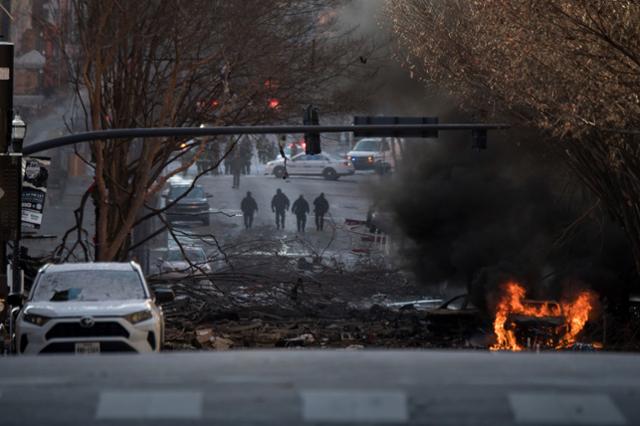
[0,43,12,314]
[0,42,16,354]
[22,123,511,156]
[0,42,13,152]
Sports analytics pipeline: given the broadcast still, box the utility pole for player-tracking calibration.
[0,42,13,303]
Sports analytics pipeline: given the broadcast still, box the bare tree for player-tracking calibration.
[51,0,373,261]
[387,0,640,275]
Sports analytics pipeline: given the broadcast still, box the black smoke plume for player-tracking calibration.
[375,131,637,313]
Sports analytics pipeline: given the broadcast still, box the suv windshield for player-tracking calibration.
[169,186,205,199]
[166,248,206,262]
[31,270,146,302]
[353,139,381,151]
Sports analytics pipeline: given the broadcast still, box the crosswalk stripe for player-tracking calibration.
[301,389,408,423]
[509,392,626,424]
[95,390,203,419]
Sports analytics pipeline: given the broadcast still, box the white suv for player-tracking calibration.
[15,262,169,355]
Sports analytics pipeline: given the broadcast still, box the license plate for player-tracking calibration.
[75,342,100,354]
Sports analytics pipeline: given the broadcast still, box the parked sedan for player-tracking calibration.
[164,183,212,225]
[157,246,212,276]
[15,262,171,354]
[265,153,355,180]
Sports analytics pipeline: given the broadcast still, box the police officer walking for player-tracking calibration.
[313,193,329,231]
[240,191,258,229]
[271,188,290,230]
[231,149,242,189]
[292,194,310,233]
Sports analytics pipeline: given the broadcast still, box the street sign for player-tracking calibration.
[0,154,21,240]
[353,116,439,138]
[22,157,50,229]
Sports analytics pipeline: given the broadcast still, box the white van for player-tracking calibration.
[346,138,402,174]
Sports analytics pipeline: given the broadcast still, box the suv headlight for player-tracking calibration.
[124,309,153,324]
[23,313,50,326]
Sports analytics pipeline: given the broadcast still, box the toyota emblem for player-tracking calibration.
[79,316,95,328]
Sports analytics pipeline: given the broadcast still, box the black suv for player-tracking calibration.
[165,183,211,225]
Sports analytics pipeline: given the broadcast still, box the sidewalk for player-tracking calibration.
[24,175,94,259]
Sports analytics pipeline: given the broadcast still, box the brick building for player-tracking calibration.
[5,0,69,109]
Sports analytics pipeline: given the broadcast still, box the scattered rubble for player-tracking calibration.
[159,272,490,351]
[153,243,612,351]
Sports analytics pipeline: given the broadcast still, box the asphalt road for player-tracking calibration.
[197,171,375,231]
[28,169,380,263]
[163,171,383,262]
[0,350,638,425]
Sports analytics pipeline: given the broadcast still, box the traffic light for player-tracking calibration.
[471,128,487,150]
[303,105,321,155]
[353,116,439,138]
[268,98,280,109]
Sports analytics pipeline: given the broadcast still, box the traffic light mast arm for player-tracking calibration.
[23,123,510,156]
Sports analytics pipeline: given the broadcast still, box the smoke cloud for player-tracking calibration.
[336,0,637,313]
[374,132,636,312]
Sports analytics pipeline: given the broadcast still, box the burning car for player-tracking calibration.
[491,282,596,351]
[504,299,567,350]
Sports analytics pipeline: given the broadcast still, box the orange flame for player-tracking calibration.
[490,282,595,351]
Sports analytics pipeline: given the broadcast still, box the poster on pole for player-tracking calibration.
[21,157,50,229]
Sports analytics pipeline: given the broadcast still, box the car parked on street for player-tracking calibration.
[157,246,212,276]
[164,182,212,225]
[15,262,171,354]
[347,137,401,173]
[265,153,355,180]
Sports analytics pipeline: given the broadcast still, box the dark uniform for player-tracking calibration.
[239,137,253,175]
[240,191,258,229]
[271,189,290,230]
[313,193,330,231]
[292,195,310,233]
[231,150,242,189]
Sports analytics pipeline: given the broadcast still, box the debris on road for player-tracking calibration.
[157,255,490,351]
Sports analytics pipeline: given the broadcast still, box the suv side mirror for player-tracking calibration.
[154,287,175,304]
[206,193,213,198]
[7,292,25,308]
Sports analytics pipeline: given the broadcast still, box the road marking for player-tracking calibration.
[215,375,292,385]
[509,392,626,424]
[95,390,203,419]
[0,377,69,386]
[301,389,408,423]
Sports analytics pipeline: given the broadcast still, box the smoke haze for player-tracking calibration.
[335,0,636,312]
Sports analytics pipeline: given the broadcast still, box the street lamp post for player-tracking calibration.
[8,114,26,337]
[0,42,14,330]
[11,114,26,153]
